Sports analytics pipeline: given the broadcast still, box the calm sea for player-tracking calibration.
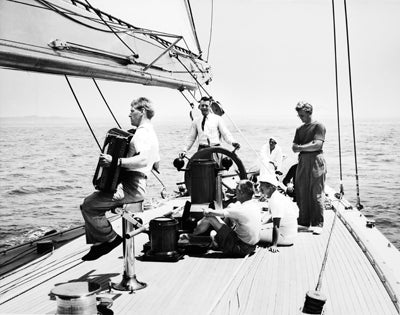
[0,116,399,250]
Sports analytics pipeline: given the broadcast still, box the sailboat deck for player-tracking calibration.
[0,204,398,315]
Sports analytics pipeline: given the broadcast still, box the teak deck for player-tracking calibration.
[1,195,399,315]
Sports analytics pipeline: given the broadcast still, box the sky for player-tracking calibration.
[0,0,399,123]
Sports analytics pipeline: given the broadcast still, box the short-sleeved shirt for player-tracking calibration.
[125,122,159,176]
[293,121,326,145]
[222,199,261,245]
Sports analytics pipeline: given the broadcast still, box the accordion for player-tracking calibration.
[93,128,134,193]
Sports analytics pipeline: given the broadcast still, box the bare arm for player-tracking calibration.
[203,208,226,217]
[119,154,148,169]
[269,217,281,253]
[99,153,147,169]
[292,139,324,153]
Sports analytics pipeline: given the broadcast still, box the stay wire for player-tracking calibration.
[84,0,139,58]
[92,78,121,129]
[175,56,210,97]
[206,0,214,62]
[331,0,344,196]
[184,0,203,57]
[34,0,126,34]
[343,0,363,210]
[64,75,102,151]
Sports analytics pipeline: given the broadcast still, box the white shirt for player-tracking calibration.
[268,190,299,230]
[260,143,283,172]
[125,122,160,176]
[222,199,261,245]
[183,113,236,151]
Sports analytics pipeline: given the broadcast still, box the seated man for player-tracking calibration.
[282,163,297,201]
[189,180,261,257]
[259,174,299,253]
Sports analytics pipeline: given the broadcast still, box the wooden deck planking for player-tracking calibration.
[1,201,399,315]
[341,226,396,315]
[337,210,396,315]
[326,219,368,314]
[317,210,396,315]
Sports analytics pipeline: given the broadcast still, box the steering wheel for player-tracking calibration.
[184,147,247,201]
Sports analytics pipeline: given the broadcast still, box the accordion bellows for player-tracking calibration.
[93,128,134,193]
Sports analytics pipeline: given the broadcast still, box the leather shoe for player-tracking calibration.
[82,235,123,261]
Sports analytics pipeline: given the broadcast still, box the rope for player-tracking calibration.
[0,260,84,305]
[207,251,254,315]
[64,75,102,151]
[343,0,363,210]
[206,0,214,62]
[331,0,344,197]
[315,209,338,292]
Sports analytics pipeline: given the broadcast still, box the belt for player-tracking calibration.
[123,170,147,179]
[299,150,323,155]
[198,144,220,150]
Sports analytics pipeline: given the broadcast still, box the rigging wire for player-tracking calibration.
[175,56,210,97]
[206,0,214,62]
[64,75,102,151]
[34,0,127,33]
[331,0,344,197]
[343,0,363,210]
[184,0,203,57]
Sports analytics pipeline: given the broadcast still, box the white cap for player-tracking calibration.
[258,173,279,187]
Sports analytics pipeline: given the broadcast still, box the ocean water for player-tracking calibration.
[0,116,399,250]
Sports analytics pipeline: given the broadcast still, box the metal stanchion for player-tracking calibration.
[112,202,147,292]
[215,173,223,210]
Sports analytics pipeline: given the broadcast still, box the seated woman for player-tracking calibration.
[258,174,299,253]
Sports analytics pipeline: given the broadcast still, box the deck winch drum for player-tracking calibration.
[190,159,217,204]
[50,281,101,315]
[149,217,179,255]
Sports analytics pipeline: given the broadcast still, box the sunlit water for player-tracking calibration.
[0,117,399,250]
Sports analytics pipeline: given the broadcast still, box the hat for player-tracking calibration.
[269,136,278,144]
[258,173,279,187]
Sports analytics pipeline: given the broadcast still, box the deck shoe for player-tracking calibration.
[313,227,323,235]
[298,225,310,232]
[82,235,123,261]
